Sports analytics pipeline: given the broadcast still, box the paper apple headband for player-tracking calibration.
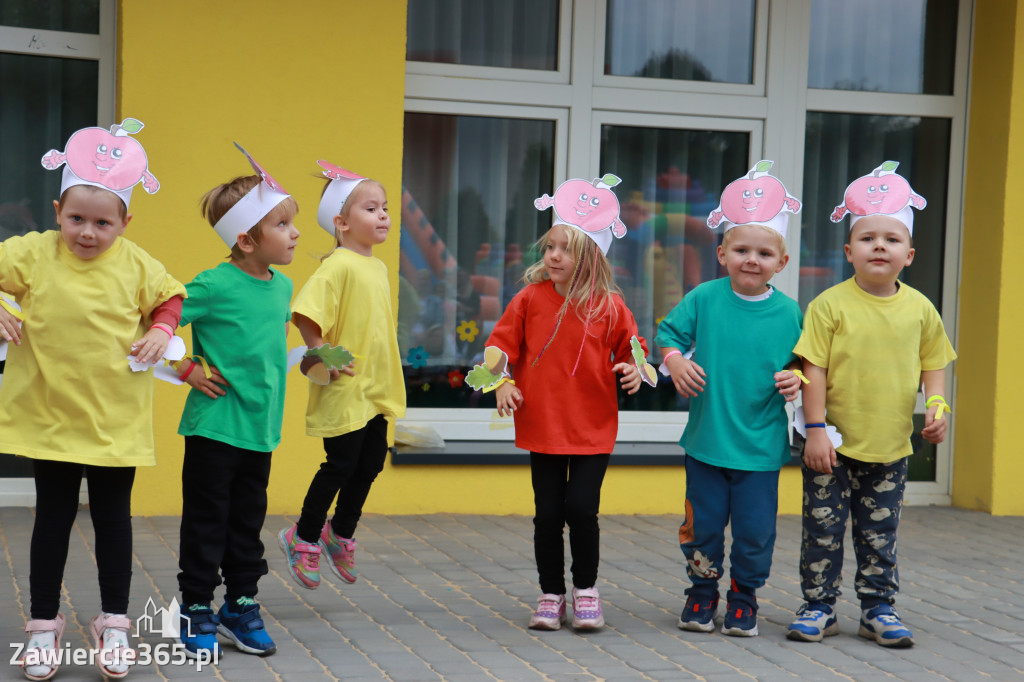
[534,173,627,255]
[40,118,159,209]
[831,161,926,236]
[316,160,368,236]
[212,143,291,248]
[707,160,801,238]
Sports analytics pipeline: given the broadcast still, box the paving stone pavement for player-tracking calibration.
[1,506,1023,681]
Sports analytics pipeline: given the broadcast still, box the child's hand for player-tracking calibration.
[665,354,706,397]
[921,403,948,444]
[495,381,523,417]
[0,307,21,345]
[185,364,230,399]
[130,327,171,365]
[803,429,837,474]
[774,370,802,402]
[612,362,641,395]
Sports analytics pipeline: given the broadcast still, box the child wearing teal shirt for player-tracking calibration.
[656,161,803,637]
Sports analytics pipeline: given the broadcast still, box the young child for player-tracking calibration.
[0,120,185,680]
[474,173,645,632]
[174,144,299,659]
[279,161,405,590]
[655,161,804,637]
[786,161,956,648]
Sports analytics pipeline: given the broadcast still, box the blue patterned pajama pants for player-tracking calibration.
[799,453,908,609]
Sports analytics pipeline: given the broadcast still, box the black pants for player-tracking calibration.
[297,414,388,543]
[177,436,271,605]
[31,460,136,619]
[530,452,610,595]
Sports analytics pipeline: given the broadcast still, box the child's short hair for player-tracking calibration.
[202,175,299,259]
[57,185,129,221]
[847,216,914,247]
[721,223,787,255]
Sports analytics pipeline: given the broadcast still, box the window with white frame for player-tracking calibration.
[0,0,115,497]
[402,0,968,496]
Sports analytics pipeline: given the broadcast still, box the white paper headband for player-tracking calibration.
[212,143,291,248]
[706,160,801,238]
[41,118,159,209]
[534,173,627,255]
[831,161,926,236]
[316,160,368,236]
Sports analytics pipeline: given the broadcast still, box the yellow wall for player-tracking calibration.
[955,0,1024,515]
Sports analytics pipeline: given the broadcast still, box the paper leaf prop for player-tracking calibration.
[706,160,801,237]
[466,346,509,392]
[792,405,843,450]
[630,335,657,387]
[534,173,627,254]
[128,335,186,373]
[303,343,355,386]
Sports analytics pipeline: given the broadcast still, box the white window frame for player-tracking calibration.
[402,0,972,505]
[0,0,116,507]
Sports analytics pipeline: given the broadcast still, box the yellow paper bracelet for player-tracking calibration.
[792,369,810,384]
[925,395,950,419]
[482,377,515,394]
[0,298,24,321]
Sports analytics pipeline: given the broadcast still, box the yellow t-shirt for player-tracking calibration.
[292,248,406,438]
[794,277,957,463]
[0,231,186,466]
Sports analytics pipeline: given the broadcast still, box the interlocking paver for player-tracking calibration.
[3,507,1024,680]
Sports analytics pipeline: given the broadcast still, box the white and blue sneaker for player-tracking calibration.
[859,604,914,647]
[787,602,839,642]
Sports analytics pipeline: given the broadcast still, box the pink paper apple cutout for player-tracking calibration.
[534,173,626,238]
[831,161,927,223]
[234,142,288,193]
[707,160,800,229]
[318,160,366,182]
[41,118,159,193]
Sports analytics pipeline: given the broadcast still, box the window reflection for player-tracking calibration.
[400,112,554,407]
[808,0,957,94]
[600,124,750,411]
[406,0,559,70]
[604,0,755,84]
[0,0,100,34]
[801,112,950,310]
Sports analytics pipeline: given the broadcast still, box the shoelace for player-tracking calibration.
[537,597,562,613]
[798,609,825,620]
[575,595,599,610]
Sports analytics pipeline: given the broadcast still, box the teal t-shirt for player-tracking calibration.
[655,277,803,471]
[177,262,292,451]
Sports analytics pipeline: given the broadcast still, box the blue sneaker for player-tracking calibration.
[787,602,839,642]
[859,604,914,647]
[179,603,221,660]
[677,588,719,632]
[217,597,277,656]
[721,589,758,637]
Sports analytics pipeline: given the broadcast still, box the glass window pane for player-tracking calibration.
[604,0,755,84]
[808,0,957,94]
[406,0,559,70]
[800,112,951,311]
[0,53,98,241]
[400,112,555,407]
[599,124,750,412]
[0,0,100,34]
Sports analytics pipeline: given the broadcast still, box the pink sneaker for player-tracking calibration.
[89,613,136,678]
[528,594,566,630]
[278,524,322,589]
[572,586,605,631]
[319,523,357,584]
[21,613,65,681]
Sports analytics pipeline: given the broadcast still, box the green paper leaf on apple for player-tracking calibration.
[601,173,621,187]
[755,160,773,173]
[120,118,144,134]
[881,161,899,172]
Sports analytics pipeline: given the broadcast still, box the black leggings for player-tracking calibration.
[296,415,388,543]
[530,452,610,595]
[30,459,135,619]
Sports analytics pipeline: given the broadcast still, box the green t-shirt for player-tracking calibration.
[794,277,956,463]
[655,277,803,471]
[177,262,292,451]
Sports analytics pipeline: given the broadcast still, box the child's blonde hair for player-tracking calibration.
[201,175,299,259]
[523,223,622,365]
[720,223,787,255]
[319,178,387,248]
